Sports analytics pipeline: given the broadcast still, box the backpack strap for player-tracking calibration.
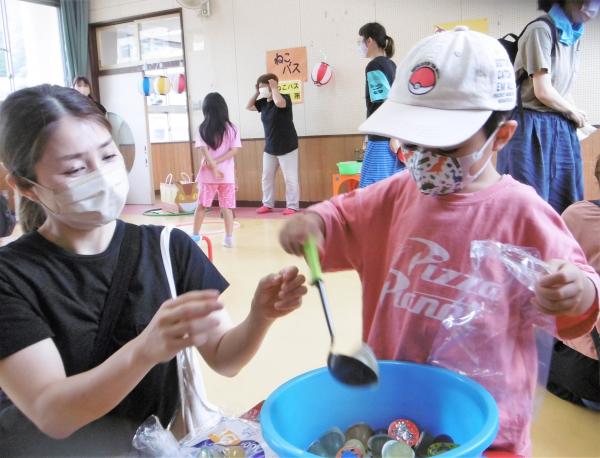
[91,223,141,367]
[515,16,558,124]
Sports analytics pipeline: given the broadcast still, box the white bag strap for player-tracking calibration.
[159,226,222,437]
[180,172,192,183]
[160,226,177,298]
[164,173,173,185]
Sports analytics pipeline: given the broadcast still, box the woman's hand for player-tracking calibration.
[137,291,224,364]
[566,109,587,129]
[268,79,279,91]
[250,266,307,322]
[279,212,325,256]
[535,260,593,316]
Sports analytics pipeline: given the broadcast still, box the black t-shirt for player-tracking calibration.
[364,56,396,141]
[255,94,299,155]
[0,221,228,456]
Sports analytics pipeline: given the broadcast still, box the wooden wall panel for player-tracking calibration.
[151,142,194,190]
[232,135,364,203]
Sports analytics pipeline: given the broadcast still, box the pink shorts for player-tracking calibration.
[198,183,236,209]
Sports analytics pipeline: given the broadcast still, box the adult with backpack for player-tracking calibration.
[497,0,598,215]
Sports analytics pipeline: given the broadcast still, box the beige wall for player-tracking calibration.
[90,0,600,142]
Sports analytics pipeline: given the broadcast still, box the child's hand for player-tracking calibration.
[137,291,224,364]
[534,260,590,316]
[279,212,324,256]
[211,168,224,179]
[251,266,307,321]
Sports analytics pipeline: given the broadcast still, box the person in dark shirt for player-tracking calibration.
[357,22,405,188]
[73,76,107,115]
[0,85,307,456]
[246,73,300,215]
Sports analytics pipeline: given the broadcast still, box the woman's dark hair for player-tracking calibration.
[72,75,96,100]
[0,84,111,233]
[537,0,585,12]
[199,92,234,151]
[595,154,600,188]
[359,22,395,58]
[256,73,278,88]
[482,110,515,137]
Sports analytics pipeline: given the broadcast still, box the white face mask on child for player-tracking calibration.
[403,131,497,196]
[27,160,129,230]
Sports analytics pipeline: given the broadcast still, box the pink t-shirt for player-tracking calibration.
[310,172,600,456]
[561,200,600,360]
[195,124,241,184]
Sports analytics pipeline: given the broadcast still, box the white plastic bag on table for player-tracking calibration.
[132,226,275,457]
[428,240,556,419]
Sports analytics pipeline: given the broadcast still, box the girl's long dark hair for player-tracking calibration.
[199,92,234,150]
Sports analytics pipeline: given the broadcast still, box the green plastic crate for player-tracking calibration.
[337,161,362,175]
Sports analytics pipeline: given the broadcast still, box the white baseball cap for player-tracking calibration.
[359,26,516,148]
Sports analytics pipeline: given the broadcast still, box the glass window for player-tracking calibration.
[148,112,190,143]
[6,0,65,91]
[139,15,183,62]
[97,23,139,68]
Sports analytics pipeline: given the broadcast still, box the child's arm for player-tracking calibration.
[535,260,598,318]
[214,147,241,164]
[279,212,325,256]
[198,266,307,377]
[198,146,223,179]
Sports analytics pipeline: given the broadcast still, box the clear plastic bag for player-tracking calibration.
[428,240,556,420]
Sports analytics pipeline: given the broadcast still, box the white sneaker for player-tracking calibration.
[223,235,234,248]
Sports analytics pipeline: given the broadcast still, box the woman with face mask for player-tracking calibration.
[72,76,107,115]
[0,85,307,456]
[246,73,300,215]
[357,22,404,188]
[497,0,599,214]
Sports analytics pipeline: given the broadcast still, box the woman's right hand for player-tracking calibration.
[279,212,325,256]
[566,109,587,129]
[137,290,224,364]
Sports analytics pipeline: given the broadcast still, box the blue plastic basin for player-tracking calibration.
[260,361,498,457]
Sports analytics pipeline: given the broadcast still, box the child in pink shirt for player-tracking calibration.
[280,27,599,456]
[192,92,241,247]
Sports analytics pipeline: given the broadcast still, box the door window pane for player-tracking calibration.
[139,15,183,62]
[98,23,139,68]
[6,0,65,90]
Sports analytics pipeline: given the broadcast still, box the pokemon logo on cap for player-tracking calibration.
[408,63,438,95]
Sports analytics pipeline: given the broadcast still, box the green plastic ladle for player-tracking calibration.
[303,237,379,386]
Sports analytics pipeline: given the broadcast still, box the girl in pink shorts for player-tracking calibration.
[192,93,241,247]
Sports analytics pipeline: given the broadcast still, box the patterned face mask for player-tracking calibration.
[403,131,497,196]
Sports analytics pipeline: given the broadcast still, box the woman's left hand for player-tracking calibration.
[251,266,307,321]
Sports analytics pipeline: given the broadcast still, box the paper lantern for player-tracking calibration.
[139,76,152,96]
[311,62,332,86]
[174,73,186,93]
[154,75,172,95]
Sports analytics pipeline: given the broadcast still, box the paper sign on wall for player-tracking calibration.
[266,47,308,82]
[435,18,489,34]
[278,80,303,104]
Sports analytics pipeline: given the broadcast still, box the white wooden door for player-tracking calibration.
[99,72,154,204]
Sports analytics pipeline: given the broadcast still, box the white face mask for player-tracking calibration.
[258,87,271,99]
[403,132,497,196]
[28,160,129,230]
[357,39,369,58]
